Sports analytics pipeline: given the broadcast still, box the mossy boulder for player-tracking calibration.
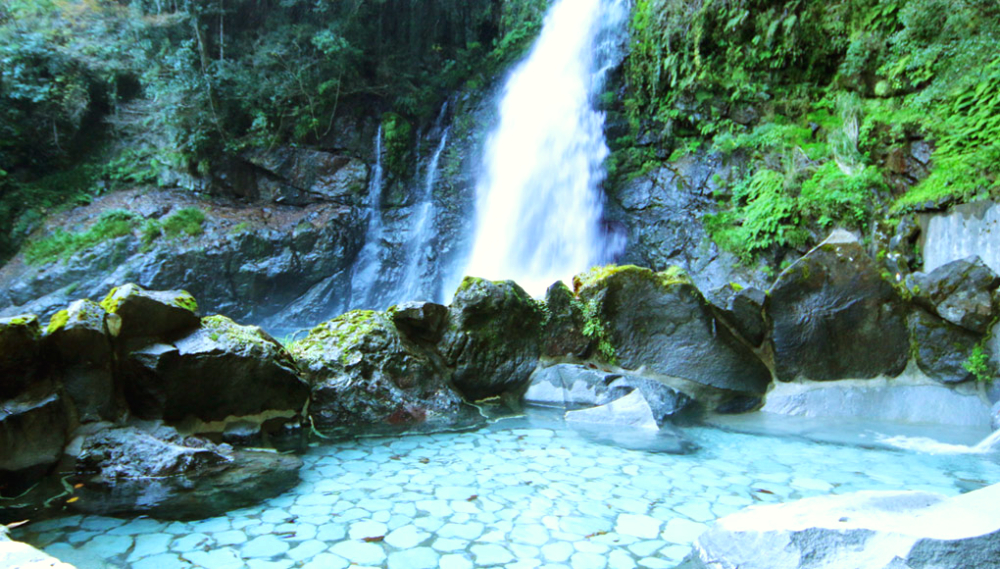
[540,282,591,359]
[100,283,200,344]
[909,308,982,384]
[769,231,910,382]
[442,277,544,401]
[0,314,41,399]
[292,310,473,431]
[906,256,1000,334]
[124,315,308,426]
[575,265,771,404]
[44,299,119,422]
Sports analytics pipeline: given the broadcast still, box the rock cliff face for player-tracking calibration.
[0,88,494,335]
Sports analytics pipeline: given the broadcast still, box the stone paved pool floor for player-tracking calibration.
[16,414,1000,569]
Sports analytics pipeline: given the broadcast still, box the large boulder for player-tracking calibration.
[683,484,1000,569]
[0,315,42,399]
[769,231,909,382]
[292,310,474,431]
[69,423,302,519]
[124,315,309,427]
[574,266,771,405]
[0,384,70,495]
[909,308,981,384]
[442,277,544,401]
[0,314,66,495]
[44,299,119,422]
[100,283,200,345]
[907,256,999,334]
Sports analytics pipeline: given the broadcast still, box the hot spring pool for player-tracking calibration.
[15,412,1000,569]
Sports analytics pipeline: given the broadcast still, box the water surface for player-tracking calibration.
[17,413,1000,569]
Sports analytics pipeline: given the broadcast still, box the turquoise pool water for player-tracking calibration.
[15,413,1000,569]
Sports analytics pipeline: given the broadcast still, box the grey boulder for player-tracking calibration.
[124,315,309,425]
[575,265,771,404]
[769,230,909,382]
[683,483,1000,569]
[907,255,999,334]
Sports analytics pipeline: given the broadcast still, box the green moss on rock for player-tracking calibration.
[573,264,692,294]
[46,309,70,335]
[172,292,199,314]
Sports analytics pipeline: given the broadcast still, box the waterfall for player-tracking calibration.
[348,126,385,309]
[462,0,628,295]
[400,127,449,302]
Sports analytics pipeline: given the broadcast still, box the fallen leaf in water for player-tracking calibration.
[585,531,607,538]
[363,535,385,543]
[66,497,79,504]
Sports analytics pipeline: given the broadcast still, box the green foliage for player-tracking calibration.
[621,0,1000,262]
[381,113,414,179]
[963,343,992,383]
[140,207,206,248]
[580,297,616,365]
[23,209,140,265]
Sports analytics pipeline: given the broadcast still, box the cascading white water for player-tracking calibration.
[348,126,385,308]
[463,0,628,295]
[400,127,449,301]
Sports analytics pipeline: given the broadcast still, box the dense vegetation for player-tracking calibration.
[4,0,998,272]
[0,0,548,262]
[618,0,1000,263]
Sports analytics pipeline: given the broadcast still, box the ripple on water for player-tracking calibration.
[14,416,1000,569]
